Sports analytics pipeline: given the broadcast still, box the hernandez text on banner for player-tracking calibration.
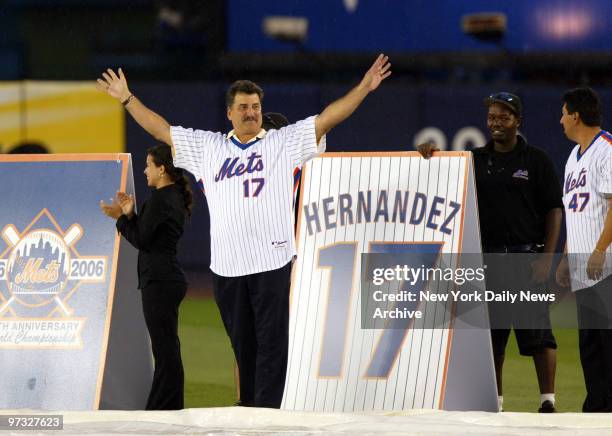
[0,154,152,410]
[282,152,497,412]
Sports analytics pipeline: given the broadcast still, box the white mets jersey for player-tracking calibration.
[563,130,612,291]
[171,115,325,277]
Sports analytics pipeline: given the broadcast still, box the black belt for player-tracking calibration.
[484,243,543,254]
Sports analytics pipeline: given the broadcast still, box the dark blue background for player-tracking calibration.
[126,82,611,269]
[228,0,610,52]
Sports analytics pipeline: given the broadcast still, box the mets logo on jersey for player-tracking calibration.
[512,169,529,180]
[0,209,107,348]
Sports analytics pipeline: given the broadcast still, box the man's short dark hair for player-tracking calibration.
[562,87,603,127]
[262,112,289,130]
[226,80,264,108]
[8,141,49,154]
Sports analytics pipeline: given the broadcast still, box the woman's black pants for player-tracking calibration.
[141,280,187,410]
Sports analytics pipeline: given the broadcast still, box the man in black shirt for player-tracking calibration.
[419,92,563,412]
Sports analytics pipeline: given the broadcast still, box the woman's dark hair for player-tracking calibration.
[147,144,193,217]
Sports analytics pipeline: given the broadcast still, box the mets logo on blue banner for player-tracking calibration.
[0,209,107,348]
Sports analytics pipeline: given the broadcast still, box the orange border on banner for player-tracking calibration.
[93,154,130,409]
[321,151,470,158]
[0,153,131,409]
[290,152,473,410]
[0,153,131,162]
[290,150,470,304]
[437,153,472,409]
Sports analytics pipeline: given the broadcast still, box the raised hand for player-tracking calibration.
[96,68,131,102]
[99,198,123,220]
[360,54,392,92]
[116,191,135,218]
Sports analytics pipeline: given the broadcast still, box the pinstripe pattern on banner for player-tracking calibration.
[283,153,468,412]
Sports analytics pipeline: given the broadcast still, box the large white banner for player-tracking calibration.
[283,151,496,412]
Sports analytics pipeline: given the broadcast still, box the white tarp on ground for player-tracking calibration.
[2,407,612,435]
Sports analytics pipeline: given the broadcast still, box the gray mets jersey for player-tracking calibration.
[171,115,325,277]
[563,130,612,291]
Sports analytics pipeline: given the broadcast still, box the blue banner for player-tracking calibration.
[0,155,129,409]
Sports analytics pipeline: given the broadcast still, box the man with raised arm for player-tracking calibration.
[97,55,391,408]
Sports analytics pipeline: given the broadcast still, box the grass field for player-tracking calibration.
[179,297,236,408]
[179,297,586,412]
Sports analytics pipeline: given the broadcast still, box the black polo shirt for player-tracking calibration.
[473,135,563,247]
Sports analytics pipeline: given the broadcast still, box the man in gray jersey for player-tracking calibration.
[97,55,391,408]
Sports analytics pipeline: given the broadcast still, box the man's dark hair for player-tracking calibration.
[7,141,49,154]
[225,80,264,108]
[262,112,289,130]
[562,87,603,127]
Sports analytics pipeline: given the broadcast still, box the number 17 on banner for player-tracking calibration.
[317,242,443,379]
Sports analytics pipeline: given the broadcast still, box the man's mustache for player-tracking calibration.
[243,116,258,122]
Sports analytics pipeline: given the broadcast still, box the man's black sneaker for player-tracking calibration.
[538,400,556,413]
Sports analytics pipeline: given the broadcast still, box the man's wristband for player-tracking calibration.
[121,94,135,106]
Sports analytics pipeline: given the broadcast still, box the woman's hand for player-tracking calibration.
[100,198,123,220]
[116,191,135,219]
